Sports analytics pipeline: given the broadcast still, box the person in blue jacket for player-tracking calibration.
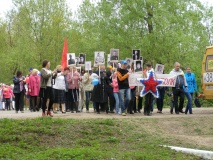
[184,66,198,114]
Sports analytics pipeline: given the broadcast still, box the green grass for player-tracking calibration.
[0,117,211,160]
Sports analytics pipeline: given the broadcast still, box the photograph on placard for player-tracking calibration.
[67,53,76,65]
[125,58,133,70]
[107,54,111,66]
[134,60,143,72]
[110,49,119,61]
[94,51,105,65]
[155,64,164,74]
[79,53,86,65]
[132,49,140,60]
[85,61,92,71]
[76,66,81,73]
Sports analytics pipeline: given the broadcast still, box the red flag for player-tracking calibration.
[61,38,68,69]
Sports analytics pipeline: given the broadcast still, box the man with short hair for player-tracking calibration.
[170,62,188,114]
[117,60,131,116]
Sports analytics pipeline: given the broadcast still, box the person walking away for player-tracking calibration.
[28,69,40,112]
[13,71,26,113]
[170,62,188,114]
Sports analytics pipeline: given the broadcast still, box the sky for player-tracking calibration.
[0,0,213,19]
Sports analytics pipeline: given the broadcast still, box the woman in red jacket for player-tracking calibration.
[3,85,14,110]
[28,69,40,112]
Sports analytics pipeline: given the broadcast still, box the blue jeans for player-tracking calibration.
[119,88,131,113]
[113,92,120,113]
[85,91,96,110]
[185,92,192,114]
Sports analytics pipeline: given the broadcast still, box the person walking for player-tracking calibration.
[143,63,155,116]
[117,60,131,116]
[52,65,66,114]
[13,71,26,113]
[3,85,14,110]
[28,69,40,112]
[82,72,94,112]
[184,66,197,114]
[170,62,188,114]
[67,66,82,113]
[39,60,55,117]
[112,72,120,114]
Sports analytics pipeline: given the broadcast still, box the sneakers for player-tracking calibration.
[122,113,126,116]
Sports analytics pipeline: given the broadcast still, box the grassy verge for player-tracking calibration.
[0,117,212,160]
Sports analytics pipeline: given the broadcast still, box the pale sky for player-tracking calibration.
[0,0,213,19]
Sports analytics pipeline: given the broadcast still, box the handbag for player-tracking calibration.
[194,92,201,108]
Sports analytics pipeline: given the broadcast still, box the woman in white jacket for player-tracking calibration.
[52,65,66,113]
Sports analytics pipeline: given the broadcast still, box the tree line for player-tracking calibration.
[0,0,213,92]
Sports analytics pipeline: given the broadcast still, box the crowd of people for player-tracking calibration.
[0,60,198,117]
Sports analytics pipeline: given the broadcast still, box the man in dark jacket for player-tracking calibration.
[170,62,188,114]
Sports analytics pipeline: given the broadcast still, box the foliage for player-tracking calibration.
[0,0,213,93]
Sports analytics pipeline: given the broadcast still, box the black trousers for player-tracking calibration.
[144,92,153,114]
[172,88,185,113]
[128,88,136,113]
[134,96,143,112]
[14,91,24,111]
[5,98,11,110]
[96,102,106,113]
[106,87,115,111]
[31,96,38,111]
[156,88,165,111]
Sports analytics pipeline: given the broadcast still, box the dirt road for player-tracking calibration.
[0,108,212,119]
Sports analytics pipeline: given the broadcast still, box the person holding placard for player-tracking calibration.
[117,60,131,116]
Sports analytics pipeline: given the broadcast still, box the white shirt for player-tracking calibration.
[53,73,65,90]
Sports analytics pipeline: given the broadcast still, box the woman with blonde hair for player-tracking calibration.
[52,65,66,113]
[28,69,40,112]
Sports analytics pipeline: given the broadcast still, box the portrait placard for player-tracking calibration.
[125,58,133,70]
[132,50,140,60]
[134,60,143,73]
[94,51,105,66]
[110,49,119,62]
[78,53,86,65]
[85,61,92,71]
[67,53,76,66]
[155,64,164,74]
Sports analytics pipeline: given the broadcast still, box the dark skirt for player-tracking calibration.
[68,89,79,102]
[91,84,108,103]
[53,89,66,104]
[39,87,54,100]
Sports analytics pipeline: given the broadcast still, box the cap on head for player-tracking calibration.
[121,60,127,65]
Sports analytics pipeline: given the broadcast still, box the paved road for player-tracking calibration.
[0,108,212,119]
